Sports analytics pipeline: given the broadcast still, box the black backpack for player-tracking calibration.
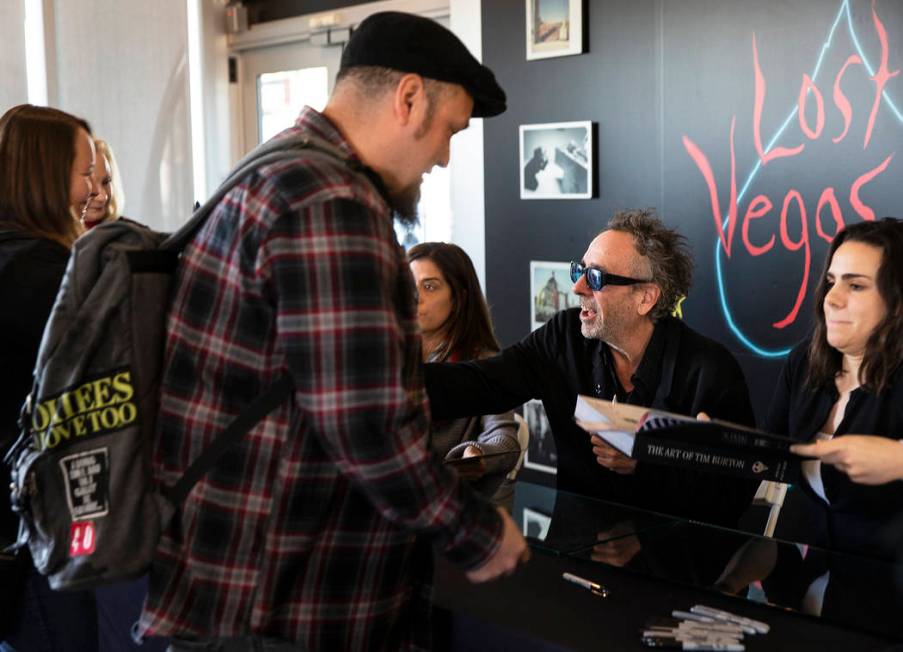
[5,133,358,590]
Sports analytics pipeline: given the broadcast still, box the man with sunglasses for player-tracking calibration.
[425,209,757,527]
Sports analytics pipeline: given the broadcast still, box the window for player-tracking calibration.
[257,66,329,142]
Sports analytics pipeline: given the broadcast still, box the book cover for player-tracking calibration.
[574,394,804,483]
[632,435,801,483]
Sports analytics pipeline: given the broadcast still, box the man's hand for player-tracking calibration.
[454,446,487,480]
[466,507,530,583]
[462,445,482,458]
[790,435,903,485]
[591,435,637,474]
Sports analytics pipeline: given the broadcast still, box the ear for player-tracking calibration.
[392,73,427,128]
[636,284,662,317]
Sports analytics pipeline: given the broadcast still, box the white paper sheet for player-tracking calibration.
[573,395,636,456]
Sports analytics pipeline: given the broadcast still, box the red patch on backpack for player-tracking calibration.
[69,521,97,557]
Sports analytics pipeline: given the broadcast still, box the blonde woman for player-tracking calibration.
[82,138,125,229]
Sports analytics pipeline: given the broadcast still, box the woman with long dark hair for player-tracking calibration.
[768,218,903,557]
[408,242,521,505]
[0,104,98,652]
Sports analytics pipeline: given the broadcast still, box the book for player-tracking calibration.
[574,395,803,483]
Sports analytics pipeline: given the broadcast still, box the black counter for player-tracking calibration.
[432,482,903,651]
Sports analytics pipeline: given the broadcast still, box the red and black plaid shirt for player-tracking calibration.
[139,108,502,650]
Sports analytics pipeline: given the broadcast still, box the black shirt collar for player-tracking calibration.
[592,318,673,405]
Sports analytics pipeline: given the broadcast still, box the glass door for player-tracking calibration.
[240,40,339,150]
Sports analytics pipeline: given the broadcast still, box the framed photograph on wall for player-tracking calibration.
[526,0,584,60]
[530,260,578,330]
[520,121,593,199]
[523,400,557,474]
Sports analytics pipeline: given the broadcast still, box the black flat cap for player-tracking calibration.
[341,11,506,118]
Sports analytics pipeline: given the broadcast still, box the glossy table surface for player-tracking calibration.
[432,482,903,651]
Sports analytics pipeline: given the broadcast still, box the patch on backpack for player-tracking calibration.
[32,369,138,451]
[59,448,110,521]
[69,521,97,557]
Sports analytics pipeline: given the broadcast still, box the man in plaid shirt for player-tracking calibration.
[138,12,528,652]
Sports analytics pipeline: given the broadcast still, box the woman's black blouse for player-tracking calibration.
[766,339,903,558]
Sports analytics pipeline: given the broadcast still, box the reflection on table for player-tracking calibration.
[514,481,903,641]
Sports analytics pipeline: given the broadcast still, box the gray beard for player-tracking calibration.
[580,311,628,352]
[579,301,604,340]
[580,320,602,340]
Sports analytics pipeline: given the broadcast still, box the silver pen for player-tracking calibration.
[644,629,741,643]
[643,633,745,651]
[690,605,769,634]
[562,571,610,597]
[652,622,744,637]
[672,610,715,623]
[644,639,744,651]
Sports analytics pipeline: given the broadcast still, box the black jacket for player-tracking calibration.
[0,230,68,544]
[425,309,757,527]
[766,339,903,558]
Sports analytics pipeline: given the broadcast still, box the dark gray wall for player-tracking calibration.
[482,0,903,422]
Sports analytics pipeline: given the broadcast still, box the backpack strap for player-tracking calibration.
[161,374,294,506]
[161,133,358,252]
[158,133,363,506]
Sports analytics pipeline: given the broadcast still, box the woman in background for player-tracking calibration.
[408,242,521,507]
[769,218,903,558]
[82,138,125,229]
[0,104,98,651]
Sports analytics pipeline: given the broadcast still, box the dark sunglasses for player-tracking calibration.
[569,261,650,291]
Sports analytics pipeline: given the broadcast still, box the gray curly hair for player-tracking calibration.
[602,209,694,322]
